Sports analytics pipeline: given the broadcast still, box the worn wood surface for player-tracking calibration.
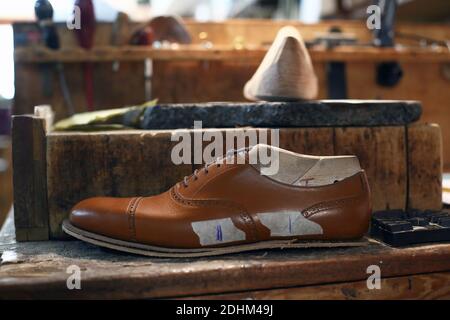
[279,128,335,156]
[1,222,450,299]
[334,126,408,211]
[192,272,450,300]
[11,115,49,241]
[407,124,443,210]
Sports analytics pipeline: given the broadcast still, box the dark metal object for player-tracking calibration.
[376,62,403,87]
[371,210,450,247]
[327,62,347,99]
[138,100,422,129]
[34,0,59,49]
[373,0,403,87]
[35,0,56,98]
[373,0,397,47]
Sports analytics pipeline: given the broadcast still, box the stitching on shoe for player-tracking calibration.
[127,197,143,241]
[170,187,259,241]
[171,187,239,209]
[303,197,359,219]
[239,213,258,241]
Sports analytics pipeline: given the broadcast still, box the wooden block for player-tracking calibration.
[279,128,334,156]
[334,127,407,211]
[46,130,192,239]
[12,115,49,241]
[14,228,49,242]
[407,123,443,210]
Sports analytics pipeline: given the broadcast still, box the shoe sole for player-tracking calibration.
[62,220,369,258]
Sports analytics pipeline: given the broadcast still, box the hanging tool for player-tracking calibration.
[373,0,403,87]
[324,27,354,99]
[35,0,75,115]
[74,0,96,111]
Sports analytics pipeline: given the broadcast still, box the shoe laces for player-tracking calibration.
[182,148,249,188]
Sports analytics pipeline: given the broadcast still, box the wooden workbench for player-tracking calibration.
[1,211,449,300]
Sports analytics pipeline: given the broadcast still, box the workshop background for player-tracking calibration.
[1,0,450,230]
[0,0,449,300]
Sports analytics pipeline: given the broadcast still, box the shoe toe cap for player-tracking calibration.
[70,197,136,240]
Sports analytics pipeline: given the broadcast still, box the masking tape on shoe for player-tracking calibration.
[258,211,323,236]
[192,218,246,246]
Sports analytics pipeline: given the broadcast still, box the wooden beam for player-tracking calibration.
[12,115,49,241]
[334,127,408,211]
[14,46,450,63]
[279,128,335,156]
[192,272,450,300]
[407,123,443,210]
[0,242,449,299]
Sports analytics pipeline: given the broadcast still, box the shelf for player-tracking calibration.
[14,45,450,64]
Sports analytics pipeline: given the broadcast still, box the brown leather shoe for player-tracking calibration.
[63,145,372,257]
